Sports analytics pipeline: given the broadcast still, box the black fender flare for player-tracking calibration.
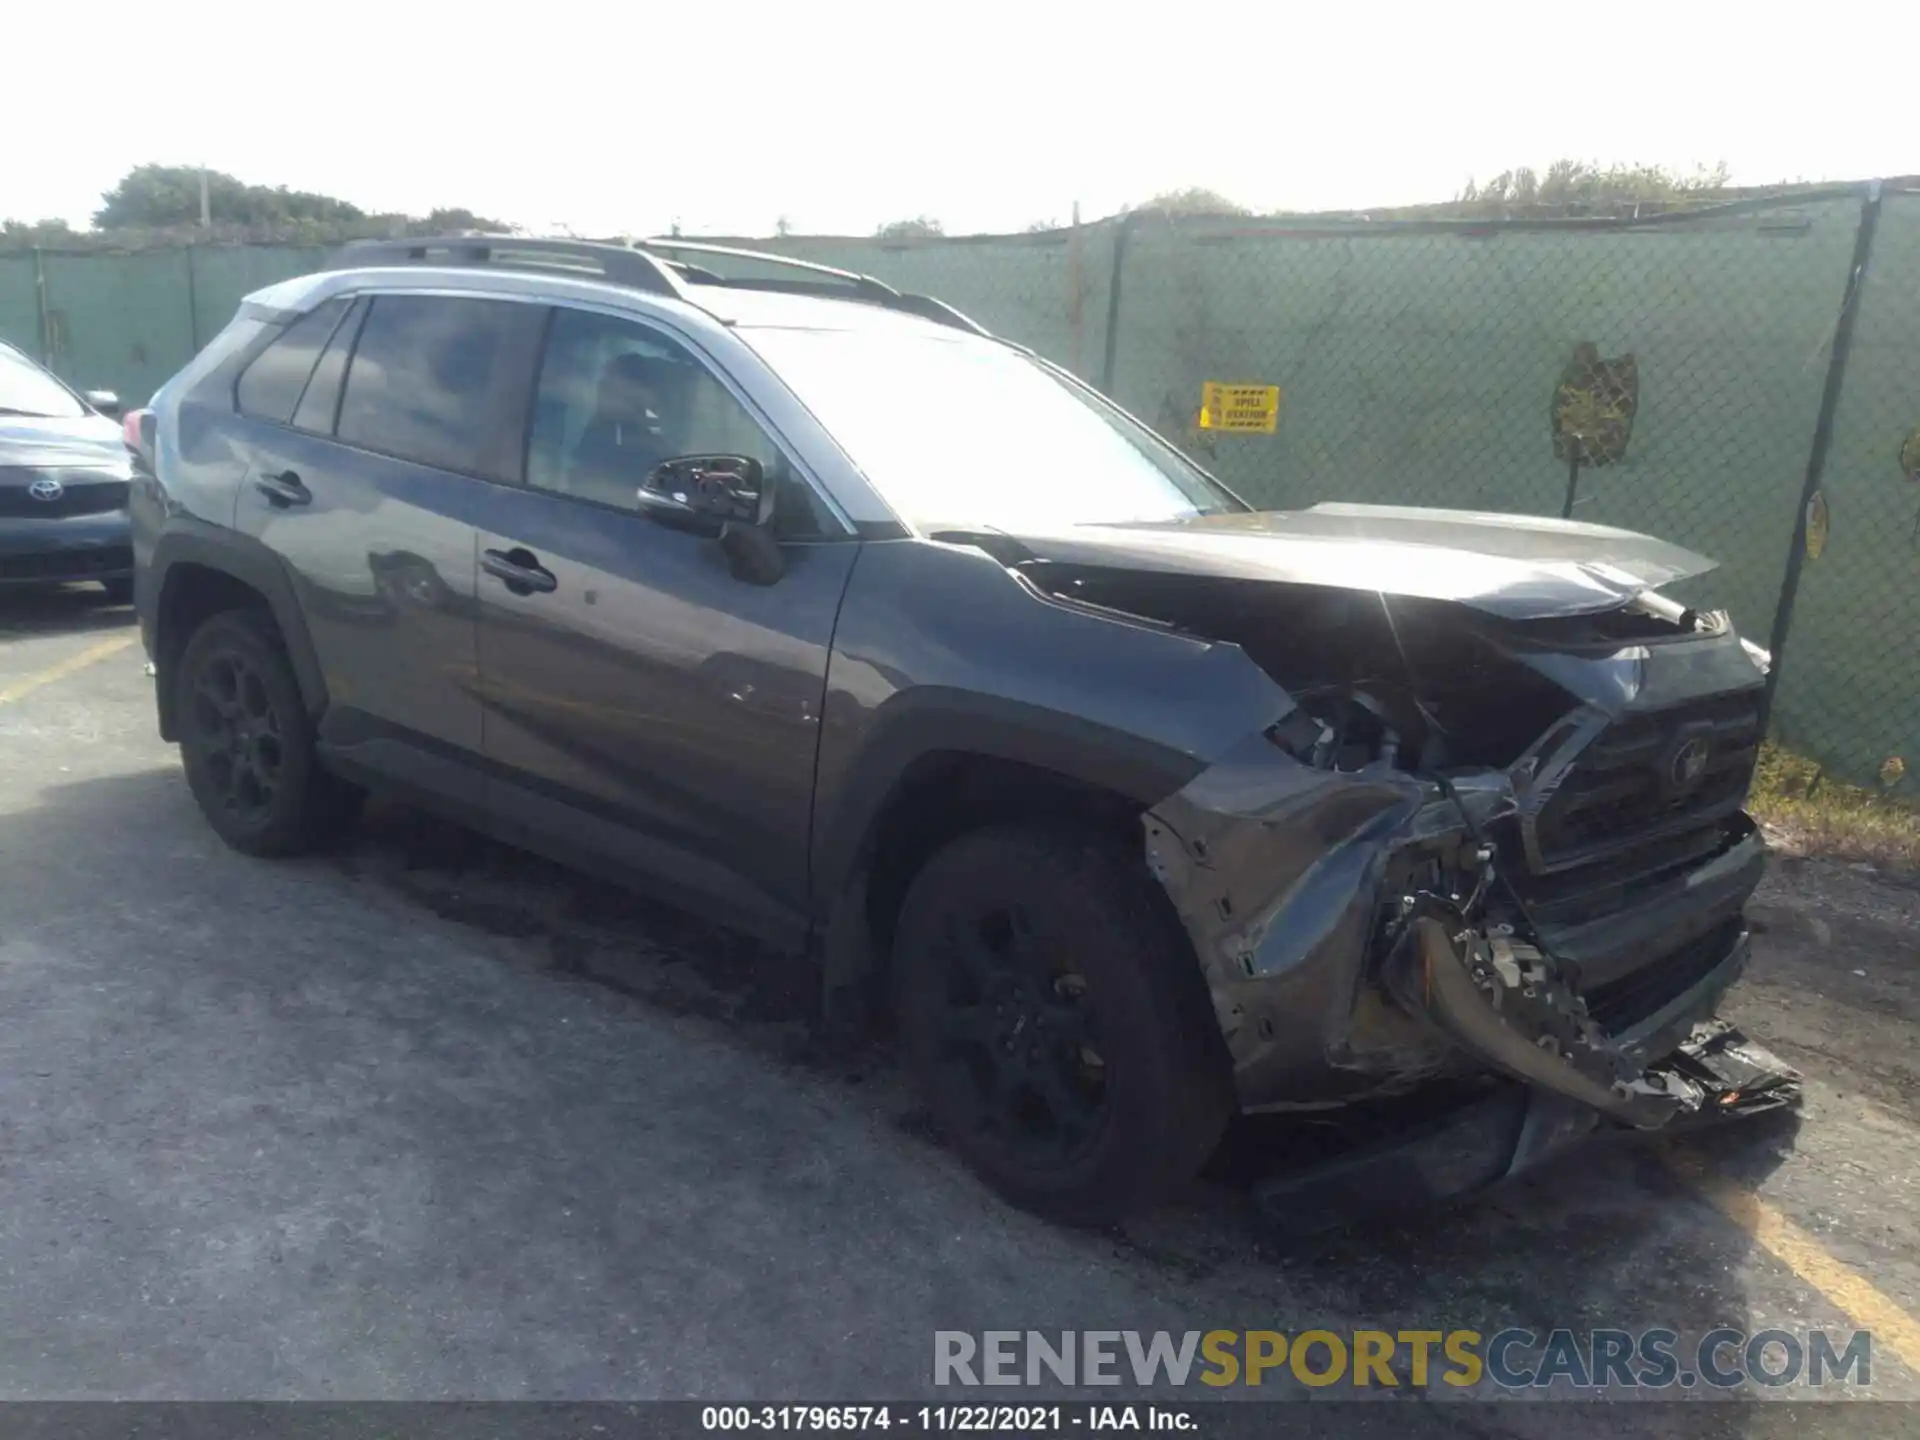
[810,686,1207,917]
[145,520,330,738]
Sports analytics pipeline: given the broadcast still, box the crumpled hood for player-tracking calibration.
[0,413,126,471]
[998,502,1718,620]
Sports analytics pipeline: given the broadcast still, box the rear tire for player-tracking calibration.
[101,576,133,605]
[892,822,1234,1225]
[174,609,360,856]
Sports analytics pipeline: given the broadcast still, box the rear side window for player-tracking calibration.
[336,295,545,481]
[291,297,368,435]
[235,297,351,423]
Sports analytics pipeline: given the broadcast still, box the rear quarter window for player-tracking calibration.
[336,295,545,482]
[234,297,352,423]
[291,298,369,435]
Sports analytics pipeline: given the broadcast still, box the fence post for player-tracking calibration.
[1098,211,1138,397]
[185,243,202,353]
[1067,201,1084,380]
[31,247,51,367]
[1761,180,1884,729]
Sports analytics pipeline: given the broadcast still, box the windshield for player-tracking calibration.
[0,347,87,420]
[743,326,1236,530]
[0,346,85,420]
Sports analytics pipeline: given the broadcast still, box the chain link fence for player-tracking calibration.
[1,189,1914,801]
[1766,187,1920,796]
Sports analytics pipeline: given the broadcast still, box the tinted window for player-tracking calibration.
[291,297,368,435]
[529,307,821,532]
[236,297,350,423]
[337,295,544,481]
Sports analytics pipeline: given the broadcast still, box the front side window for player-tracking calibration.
[337,295,545,481]
[236,296,351,424]
[0,345,85,420]
[741,326,1238,531]
[527,308,806,526]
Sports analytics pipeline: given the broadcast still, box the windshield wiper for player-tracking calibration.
[0,407,62,418]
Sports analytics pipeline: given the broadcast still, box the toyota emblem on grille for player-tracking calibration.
[1667,736,1713,792]
[27,477,64,502]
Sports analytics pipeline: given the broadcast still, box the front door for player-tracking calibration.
[476,305,859,944]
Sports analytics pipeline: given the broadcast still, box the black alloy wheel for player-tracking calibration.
[174,609,360,856]
[894,823,1234,1224]
[924,899,1110,1171]
[185,646,287,829]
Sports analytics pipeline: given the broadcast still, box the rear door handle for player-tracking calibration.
[482,547,558,595]
[254,470,311,507]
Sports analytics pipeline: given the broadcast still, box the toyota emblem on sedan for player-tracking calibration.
[27,477,64,502]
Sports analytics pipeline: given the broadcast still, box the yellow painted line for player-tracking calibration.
[1671,1149,1920,1376]
[0,634,137,707]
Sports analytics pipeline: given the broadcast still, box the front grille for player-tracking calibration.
[0,546,131,581]
[1515,824,1732,929]
[0,468,130,519]
[1533,690,1762,871]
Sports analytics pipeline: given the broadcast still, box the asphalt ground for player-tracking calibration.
[1,585,1917,1437]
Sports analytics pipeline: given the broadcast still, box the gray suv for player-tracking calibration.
[129,237,1795,1227]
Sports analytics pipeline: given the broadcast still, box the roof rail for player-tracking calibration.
[637,239,900,300]
[323,235,681,296]
[637,238,989,336]
[884,292,992,337]
[322,233,991,337]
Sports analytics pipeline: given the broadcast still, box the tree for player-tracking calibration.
[421,207,509,233]
[0,218,79,245]
[875,216,943,240]
[1455,160,1732,215]
[87,164,510,234]
[1125,188,1250,218]
[94,165,365,228]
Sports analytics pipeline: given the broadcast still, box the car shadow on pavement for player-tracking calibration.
[335,797,829,1046]
[6,765,1837,1416]
[0,583,135,637]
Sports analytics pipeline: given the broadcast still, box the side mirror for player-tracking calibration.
[84,390,122,418]
[637,454,771,534]
[637,454,785,585]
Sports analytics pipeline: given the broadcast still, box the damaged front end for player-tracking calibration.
[1112,578,1802,1228]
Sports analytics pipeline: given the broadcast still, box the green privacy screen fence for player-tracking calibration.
[0,245,331,412]
[2,186,1915,799]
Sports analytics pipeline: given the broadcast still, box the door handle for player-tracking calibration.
[482,547,558,596]
[254,470,311,507]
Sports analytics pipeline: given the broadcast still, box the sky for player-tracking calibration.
[10,0,1916,237]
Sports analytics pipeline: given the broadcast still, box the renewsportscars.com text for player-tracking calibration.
[933,1328,1872,1391]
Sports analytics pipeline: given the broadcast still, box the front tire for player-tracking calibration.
[174,609,360,856]
[893,822,1234,1225]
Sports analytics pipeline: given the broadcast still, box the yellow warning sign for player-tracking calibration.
[1198,382,1281,434]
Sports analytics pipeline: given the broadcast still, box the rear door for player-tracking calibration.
[231,290,545,810]
[475,304,860,944]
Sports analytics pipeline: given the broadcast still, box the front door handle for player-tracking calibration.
[254,470,311,507]
[482,547,558,596]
